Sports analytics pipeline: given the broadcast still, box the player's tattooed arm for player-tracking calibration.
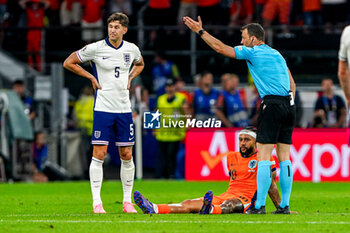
[128,56,145,90]
[63,52,101,91]
[268,170,281,208]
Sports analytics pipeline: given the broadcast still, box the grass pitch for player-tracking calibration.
[0,181,349,233]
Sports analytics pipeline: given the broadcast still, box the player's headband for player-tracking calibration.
[238,130,256,139]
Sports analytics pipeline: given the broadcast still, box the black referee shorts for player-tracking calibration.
[256,95,296,144]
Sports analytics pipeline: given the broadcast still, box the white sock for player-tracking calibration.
[90,157,104,207]
[120,159,135,203]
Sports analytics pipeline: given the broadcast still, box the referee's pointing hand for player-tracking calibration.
[183,16,203,34]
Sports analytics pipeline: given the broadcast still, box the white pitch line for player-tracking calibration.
[2,213,350,217]
[0,220,350,225]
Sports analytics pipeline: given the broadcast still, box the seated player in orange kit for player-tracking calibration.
[134,127,282,214]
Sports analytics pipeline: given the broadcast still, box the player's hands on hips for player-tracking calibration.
[127,79,131,90]
[183,16,203,34]
[91,78,101,92]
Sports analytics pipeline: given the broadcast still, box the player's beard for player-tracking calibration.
[240,146,254,157]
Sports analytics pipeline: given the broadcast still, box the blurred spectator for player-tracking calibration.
[313,78,346,128]
[302,0,322,32]
[130,85,149,115]
[216,73,248,127]
[197,0,220,25]
[248,84,262,126]
[294,89,303,127]
[155,79,188,179]
[322,0,347,33]
[193,73,201,87]
[229,0,254,27]
[131,0,147,23]
[74,85,94,178]
[81,0,105,43]
[290,0,304,26]
[220,0,232,25]
[220,73,230,89]
[177,0,197,31]
[74,86,94,136]
[19,0,49,72]
[192,71,220,121]
[32,131,48,182]
[60,0,81,26]
[0,0,7,47]
[151,51,181,96]
[262,0,292,36]
[109,0,132,17]
[0,0,6,22]
[176,80,192,104]
[145,0,172,26]
[12,79,36,120]
[254,0,267,23]
[145,0,173,48]
[46,0,60,26]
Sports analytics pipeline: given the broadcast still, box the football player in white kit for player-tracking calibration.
[63,12,144,213]
[338,25,350,107]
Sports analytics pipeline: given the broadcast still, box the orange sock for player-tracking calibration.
[157,204,171,214]
[212,205,222,214]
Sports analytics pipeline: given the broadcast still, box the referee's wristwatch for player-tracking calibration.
[197,29,205,37]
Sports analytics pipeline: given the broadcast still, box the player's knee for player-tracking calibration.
[221,199,244,214]
[119,149,132,160]
[179,200,192,212]
[93,149,107,161]
[181,199,191,206]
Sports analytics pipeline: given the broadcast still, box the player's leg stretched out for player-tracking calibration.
[134,190,245,214]
[199,191,245,214]
[134,191,204,214]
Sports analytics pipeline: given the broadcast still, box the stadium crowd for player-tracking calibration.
[0,1,349,182]
[0,0,350,71]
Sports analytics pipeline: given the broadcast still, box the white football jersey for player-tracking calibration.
[339,25,350,66]
[77,38,142,113]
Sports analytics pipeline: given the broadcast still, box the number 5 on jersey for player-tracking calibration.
[115,67,120,78]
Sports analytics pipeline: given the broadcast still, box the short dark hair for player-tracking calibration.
[242,126,257,134]
[107,12,129,27]
[322,77,333,82]
[12,79,24,86]
[241,23,265,42]
[201,70,212,79]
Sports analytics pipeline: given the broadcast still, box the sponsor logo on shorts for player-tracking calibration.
[94,130,101,139]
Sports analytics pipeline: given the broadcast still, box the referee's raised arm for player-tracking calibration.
[183,16,236,59]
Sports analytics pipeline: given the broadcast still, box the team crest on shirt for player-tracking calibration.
[94,131,101,139]
[248,160,257,169]
[123,53,130,65]
[82,46,87,52]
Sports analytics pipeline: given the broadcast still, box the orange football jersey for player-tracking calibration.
[226,152,276,199]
